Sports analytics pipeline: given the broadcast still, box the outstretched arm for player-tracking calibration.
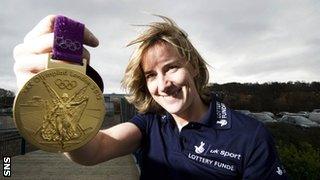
[65,122,142,165]
[13,15,142,165]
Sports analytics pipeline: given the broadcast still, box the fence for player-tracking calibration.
[120,97,137,122]
[0,129,37,157]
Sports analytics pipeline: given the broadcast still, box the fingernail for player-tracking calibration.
[90,34,99,46]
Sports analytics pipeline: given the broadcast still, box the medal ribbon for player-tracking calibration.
[51,15,104,91]
[52,15,84,64]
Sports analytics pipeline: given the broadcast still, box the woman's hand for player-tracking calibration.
[13,15,99,90]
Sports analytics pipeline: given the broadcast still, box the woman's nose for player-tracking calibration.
[157,74,171,93]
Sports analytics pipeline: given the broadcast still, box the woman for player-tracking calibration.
[13,15,287,179]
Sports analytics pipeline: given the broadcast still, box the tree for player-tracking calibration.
[0,88,15,108]
[0,88,15,97]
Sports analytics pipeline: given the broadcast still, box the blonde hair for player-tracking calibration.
[121,15,211,113]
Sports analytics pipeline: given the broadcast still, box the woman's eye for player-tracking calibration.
[168,65,178,72]
[145,73,156,80]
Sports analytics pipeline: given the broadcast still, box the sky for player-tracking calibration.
[1,0,319,94]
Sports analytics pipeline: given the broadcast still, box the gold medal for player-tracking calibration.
[14,56,105,152]
[14,15,106,152]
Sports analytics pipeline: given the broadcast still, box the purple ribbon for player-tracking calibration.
[51,15,104,91]
[52,15,84,64]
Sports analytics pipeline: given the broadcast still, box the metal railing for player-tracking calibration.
[120,97,137,122]
[0,129,30,157]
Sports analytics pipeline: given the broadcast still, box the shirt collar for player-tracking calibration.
[162,96,232,130]
[203,99,232,130]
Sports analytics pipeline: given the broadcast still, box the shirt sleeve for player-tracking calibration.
[242,124,288,180]
[130,114,148,138]
[129,114,149,169]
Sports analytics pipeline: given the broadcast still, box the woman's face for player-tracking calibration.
[141,42,200,116]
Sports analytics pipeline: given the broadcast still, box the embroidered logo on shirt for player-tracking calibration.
[216,102,229,128]
[187,142,240,173]
[216,119,227,127]
[194,141,205,154]
[187,153,236,172]
[276,166,283,175]
[216,102,228,119]
[209,149,242,160]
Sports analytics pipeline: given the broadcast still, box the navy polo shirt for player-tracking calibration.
[130,99,288,180]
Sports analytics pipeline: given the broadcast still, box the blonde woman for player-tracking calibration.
[14,15,287,179]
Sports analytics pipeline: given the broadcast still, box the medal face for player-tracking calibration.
[13,68,106,152]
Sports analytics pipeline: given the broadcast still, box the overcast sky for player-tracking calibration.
[1,0,319,93]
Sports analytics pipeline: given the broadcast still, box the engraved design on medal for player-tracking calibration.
[54,79,77,90]
[19,96,43,107]
[14,69,105,152]
[33,76,90,148]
